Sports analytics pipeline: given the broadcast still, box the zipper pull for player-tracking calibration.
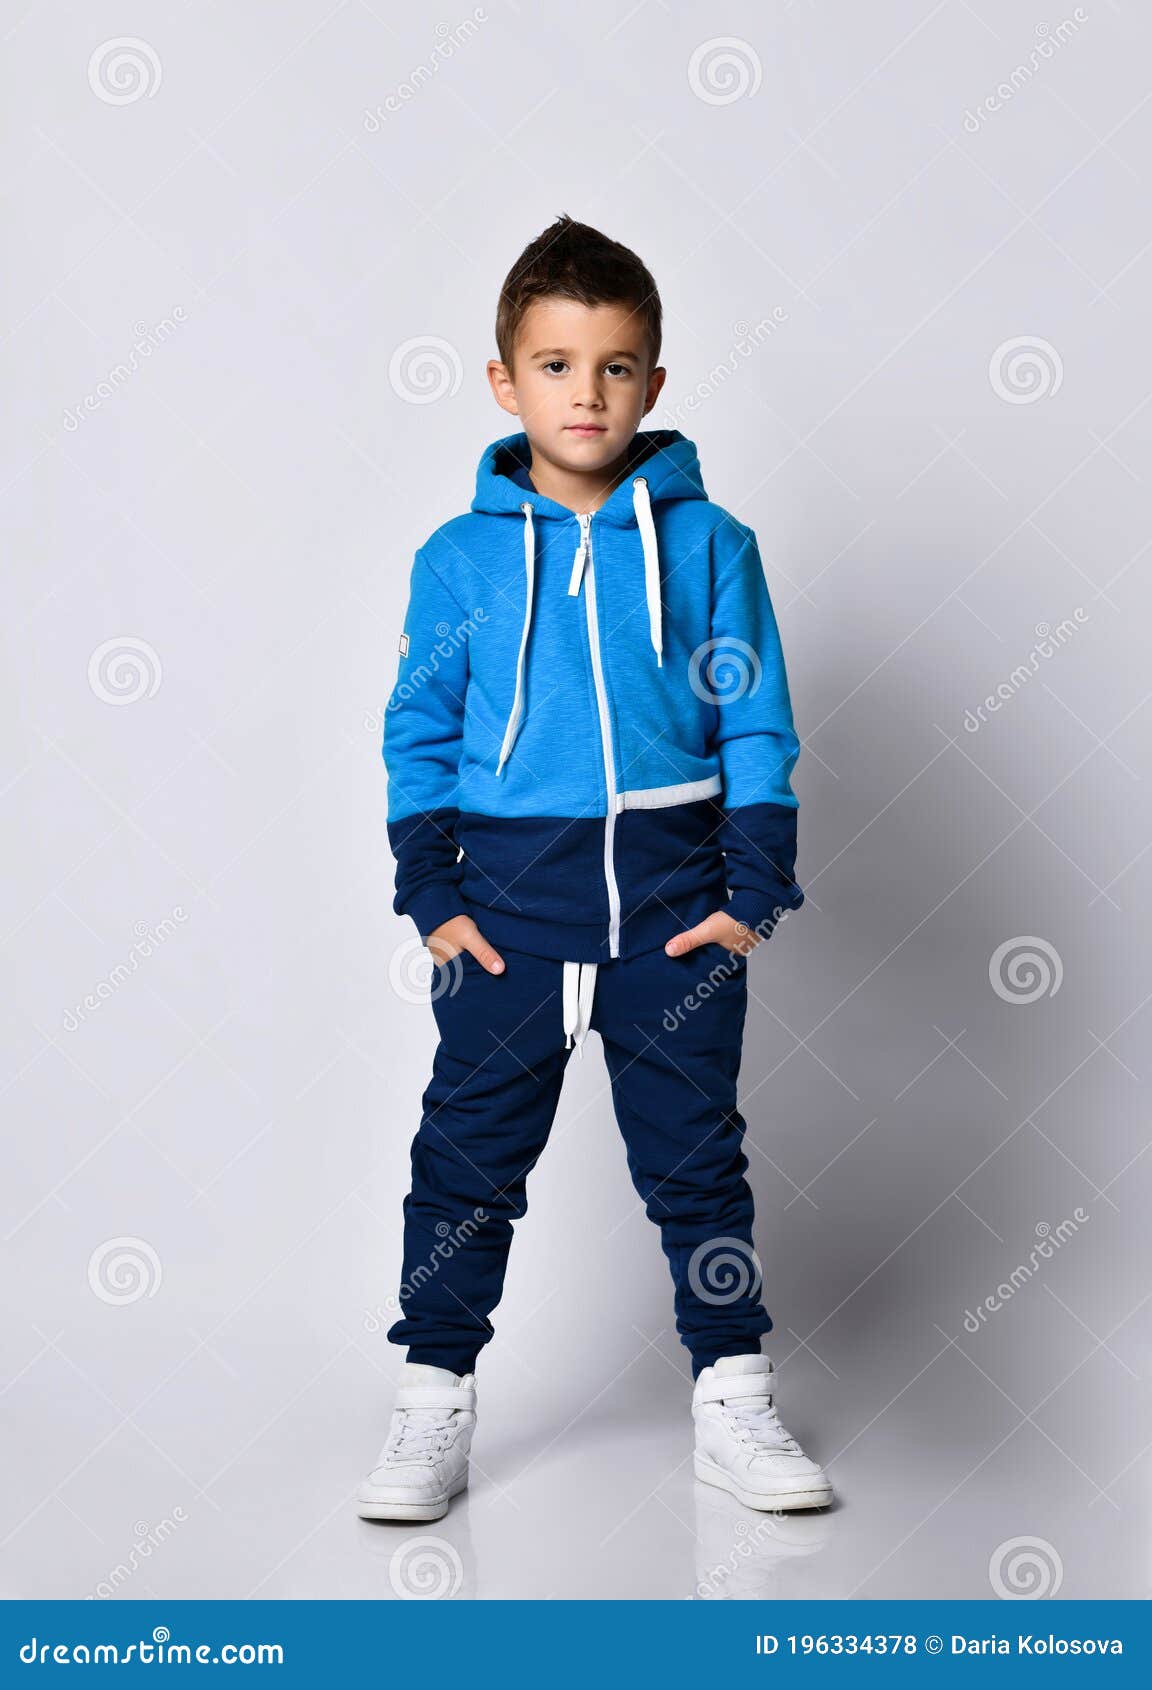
[567,514,591,597]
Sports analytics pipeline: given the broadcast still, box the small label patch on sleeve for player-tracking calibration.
[398,633,409,657]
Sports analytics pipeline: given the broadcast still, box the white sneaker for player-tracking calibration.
[693,1354,833,1512]
[356,1363,476,1522]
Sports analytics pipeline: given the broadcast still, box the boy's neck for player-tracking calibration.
[523,436,640,517]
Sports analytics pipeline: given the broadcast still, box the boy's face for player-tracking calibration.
[487,297,666,477]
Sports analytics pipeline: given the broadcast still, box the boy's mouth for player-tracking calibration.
[566,424,607,437]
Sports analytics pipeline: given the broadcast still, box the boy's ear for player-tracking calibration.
[641,364,667,417]
[487,358,520,417]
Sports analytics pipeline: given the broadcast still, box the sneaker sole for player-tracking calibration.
[694,1452,833,1512]
[355,1473,468,1523]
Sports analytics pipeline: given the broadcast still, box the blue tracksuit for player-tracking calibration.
[382,429,804,1374]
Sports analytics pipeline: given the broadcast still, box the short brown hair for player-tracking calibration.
[495,214,662,375]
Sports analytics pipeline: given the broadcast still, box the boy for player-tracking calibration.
[357,216,833,1524]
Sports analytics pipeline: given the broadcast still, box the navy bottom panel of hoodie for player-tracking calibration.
[387,942,773,1376]
[453,799,731,962]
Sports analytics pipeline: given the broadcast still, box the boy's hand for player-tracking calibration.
[664,911,762,960]
[426,914,506,974]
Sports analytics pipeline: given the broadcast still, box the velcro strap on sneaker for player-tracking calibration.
[394,1385,475,1412]
[696,1372,774,1405]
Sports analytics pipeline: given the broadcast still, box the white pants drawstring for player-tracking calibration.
[562,960,598,1057]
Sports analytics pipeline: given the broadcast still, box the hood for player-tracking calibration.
[470,428,710,778]
[471,427,709,523]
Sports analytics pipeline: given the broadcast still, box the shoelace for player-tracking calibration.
[720,1395,801,1454]
[385,1408,456,1464]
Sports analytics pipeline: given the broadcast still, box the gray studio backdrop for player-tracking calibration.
[3,0,1150,1602]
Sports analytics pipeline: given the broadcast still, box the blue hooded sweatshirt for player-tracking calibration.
[383,428,804,964]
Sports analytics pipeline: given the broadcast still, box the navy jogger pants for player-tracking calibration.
[386,942,773,1378]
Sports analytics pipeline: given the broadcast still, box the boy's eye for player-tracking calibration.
[541,360,632,377]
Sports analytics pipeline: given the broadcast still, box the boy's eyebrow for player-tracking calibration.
[529,345,641,360]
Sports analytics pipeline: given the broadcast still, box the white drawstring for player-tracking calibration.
[497,481,662,773]
[495,501,537,775]
[562,960,598,1056]
[632,476,663,667]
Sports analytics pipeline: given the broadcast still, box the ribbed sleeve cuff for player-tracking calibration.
[724,885,804,943]
[403,884,470,945]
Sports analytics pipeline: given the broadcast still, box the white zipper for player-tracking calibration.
[569,512,621,958]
